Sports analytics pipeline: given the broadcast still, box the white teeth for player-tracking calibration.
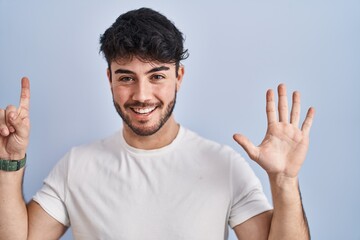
[132,107,156,114]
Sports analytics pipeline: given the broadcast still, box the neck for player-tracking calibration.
[122,116,180,150]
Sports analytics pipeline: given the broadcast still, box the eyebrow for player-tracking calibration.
[114,66,170,75]
[146,66,170,74]
[114,69,134,74]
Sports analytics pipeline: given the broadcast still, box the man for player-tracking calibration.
[0,8,314,240]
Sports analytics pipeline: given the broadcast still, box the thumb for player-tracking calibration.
[233,133,259,161]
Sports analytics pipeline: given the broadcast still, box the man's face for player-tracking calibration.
[108,57,183,136]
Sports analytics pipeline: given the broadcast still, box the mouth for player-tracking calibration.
[130,106,157,115]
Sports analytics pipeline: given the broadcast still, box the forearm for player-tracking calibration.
[268,174,310,240]
[0,169,28,240]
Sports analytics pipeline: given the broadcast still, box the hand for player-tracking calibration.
[233,84,315,178]
[0,77,31,160]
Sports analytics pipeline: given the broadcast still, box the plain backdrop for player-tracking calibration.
[1,0,359,239]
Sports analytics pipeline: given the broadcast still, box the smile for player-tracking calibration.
[131,106,157,115]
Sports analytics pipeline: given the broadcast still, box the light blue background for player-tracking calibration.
[1,0,359,239]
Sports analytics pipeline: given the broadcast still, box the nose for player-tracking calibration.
[132,79,152,102]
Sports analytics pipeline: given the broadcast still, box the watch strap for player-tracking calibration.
[0,155,26,171]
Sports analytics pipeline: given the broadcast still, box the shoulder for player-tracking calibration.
[55,131,123,168]
[182,127,238,153]
[70,131,122,156]
[179,127,244,164]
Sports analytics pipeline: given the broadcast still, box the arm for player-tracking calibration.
[233,84,314,239]
[0,78,66,240]
[27,200,68,240]
[0,78,30,240]
[0,168,27,240]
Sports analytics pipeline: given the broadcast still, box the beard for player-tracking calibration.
[113,91,177,136]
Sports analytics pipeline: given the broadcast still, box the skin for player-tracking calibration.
[0,62,314,239]
[107,57,184,149]
[233,85,314,239]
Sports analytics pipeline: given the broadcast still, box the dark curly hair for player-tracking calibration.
[99,8,189,75]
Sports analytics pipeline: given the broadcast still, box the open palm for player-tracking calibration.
[234,84,315,178]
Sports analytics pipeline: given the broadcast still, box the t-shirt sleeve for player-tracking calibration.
[32,152,71,227]
[228,152,273,228]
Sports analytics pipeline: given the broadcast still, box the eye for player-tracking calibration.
[151,74,165,81]
[118,76,134,83]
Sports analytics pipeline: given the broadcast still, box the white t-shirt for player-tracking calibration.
[33,126,272,240]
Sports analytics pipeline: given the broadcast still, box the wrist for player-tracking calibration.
[0,153,26,161]
[269,173,301,205]
[269,173,299,188]
[0,155,27,172]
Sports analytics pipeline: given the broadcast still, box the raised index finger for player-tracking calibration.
[19,77,30,111]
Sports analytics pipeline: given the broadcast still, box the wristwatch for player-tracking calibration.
[0,155,26,171]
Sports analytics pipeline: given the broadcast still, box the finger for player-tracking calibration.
[7,106,30,139]
[278,84,289,122]
[233,133,259,161]
[290,91,301,127]
[5,105,17,133]
[0,109,10,136]
[301,107,315,136]
[266,89,277,125]
[19,77,30,111]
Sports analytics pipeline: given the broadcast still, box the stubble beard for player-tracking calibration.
[113,91,177,137]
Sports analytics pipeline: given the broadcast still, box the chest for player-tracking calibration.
[65,156,231,239]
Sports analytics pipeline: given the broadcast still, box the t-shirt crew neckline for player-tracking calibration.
[119,126,185,156]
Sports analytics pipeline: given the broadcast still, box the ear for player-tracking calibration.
[107,68,112,86]
[176,65,185,91]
